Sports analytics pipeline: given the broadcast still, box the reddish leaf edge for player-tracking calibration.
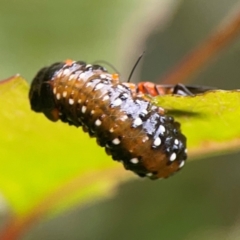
[159,4,240,85]
[0,75,20,85]
[0,167,130,240]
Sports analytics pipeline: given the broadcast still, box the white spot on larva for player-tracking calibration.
[82,106,87,113]
[69,99,74,105]
[63,91,67,98]
[106,144,110,148]
[130,158,139,164]
[80,71,94,81]
[68,74,75,81]
[95,83,104,90]
[86,64,92,68]
[112,98,122,106]
[56,72,62,78]
[86,82,92,87]
[174,139,179,145]
[112,138,121,145]
[117,85,125,90]
[123,93,129,98]
[78,99,81,103]
[53,87,57,94]
[141,109,148,115]
[63,69,70,76]
[120,115,128,121]
[109,128,114,133]
[56,93,61,100]
[159,125,165,134]
[179,161,185,168]
[102,95,109,101]
[100,74,106,79]
[146,173,153,177]
[185,148,188,153]
[142,136,149,143]
[170,152,177,162]
[95,119,102,126]
[91,110,95,115]
[105,75,112,80]
[133,117,142,127]
[153,137,161,147]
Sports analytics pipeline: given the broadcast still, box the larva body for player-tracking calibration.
[29,60,187,179]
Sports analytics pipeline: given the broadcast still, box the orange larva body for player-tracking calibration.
[29,60,187,179]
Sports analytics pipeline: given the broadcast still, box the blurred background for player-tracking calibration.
[1,0,240,239]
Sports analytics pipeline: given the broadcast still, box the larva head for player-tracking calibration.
[29,62,66,121]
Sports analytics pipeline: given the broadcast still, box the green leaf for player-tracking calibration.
[0,76,129,216]
[1,75,240,219]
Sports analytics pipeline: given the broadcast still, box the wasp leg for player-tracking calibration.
[172,84,195,96]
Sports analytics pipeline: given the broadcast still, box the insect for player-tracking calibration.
[124,81,216,97]
[29,59,187,179]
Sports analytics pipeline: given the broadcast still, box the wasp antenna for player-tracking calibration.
[127,52,145,83]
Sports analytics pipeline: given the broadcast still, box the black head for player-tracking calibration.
[29,62,65,120]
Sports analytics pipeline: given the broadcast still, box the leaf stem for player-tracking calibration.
[159,5,240,85]
[0,167,128,240]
